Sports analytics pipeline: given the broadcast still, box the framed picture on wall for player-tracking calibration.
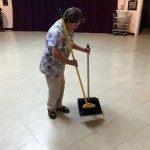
[2,0,8,6]
[128,0,138,10]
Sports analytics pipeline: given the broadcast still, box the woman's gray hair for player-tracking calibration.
[63,7,85,24]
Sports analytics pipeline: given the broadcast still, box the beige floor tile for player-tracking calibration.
[17,105,47,124]
[27,115,95,143]
[0,113,24,136]
[127,100,150,124]
[65,144,80,150]
[0,127,35,150]
[27,117,61,139]
[76,131,113,150]
[0,91,9,106]
[140,84,150,98]
[114,125,150,150]
[96,113,147,149]
[0,103,17,118]
[37,133,73,150]
[17,141,43,150]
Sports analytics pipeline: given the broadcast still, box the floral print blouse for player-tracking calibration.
[40,19,74,78]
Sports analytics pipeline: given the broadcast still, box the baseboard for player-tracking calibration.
[128,32,135,35]
[4,28,13,30]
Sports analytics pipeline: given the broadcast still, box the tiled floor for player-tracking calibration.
[0,29,150,150]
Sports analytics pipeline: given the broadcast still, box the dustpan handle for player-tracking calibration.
[87,44,90,99]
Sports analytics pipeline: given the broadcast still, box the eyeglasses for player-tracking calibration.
[73,22,80,26]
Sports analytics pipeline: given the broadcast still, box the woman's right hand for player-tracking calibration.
[69,59,78,67]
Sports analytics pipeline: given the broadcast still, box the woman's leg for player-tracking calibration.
[56,73,65,108]
[46,75,61,111]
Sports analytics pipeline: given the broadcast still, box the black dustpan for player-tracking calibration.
[78,44,103,116]
[78,97,102,116]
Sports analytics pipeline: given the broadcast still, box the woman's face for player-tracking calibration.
[66,22,80,31]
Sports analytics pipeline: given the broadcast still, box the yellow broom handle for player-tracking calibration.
[61,17,88,103]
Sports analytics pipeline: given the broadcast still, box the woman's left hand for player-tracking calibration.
[82,47,91,53]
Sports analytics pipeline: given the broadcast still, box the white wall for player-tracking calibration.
[118,0,144,35]
[0,0,13,28]
[135,0,144,35]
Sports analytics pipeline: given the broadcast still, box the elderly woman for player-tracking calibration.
[39,7,90,119]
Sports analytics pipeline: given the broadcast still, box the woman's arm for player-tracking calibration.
[73,43,91,53]
[52,47,78,67]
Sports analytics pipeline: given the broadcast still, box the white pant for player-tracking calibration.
[45,73,65,111]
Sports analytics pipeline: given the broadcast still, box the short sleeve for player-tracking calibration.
[46,29,62,49]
